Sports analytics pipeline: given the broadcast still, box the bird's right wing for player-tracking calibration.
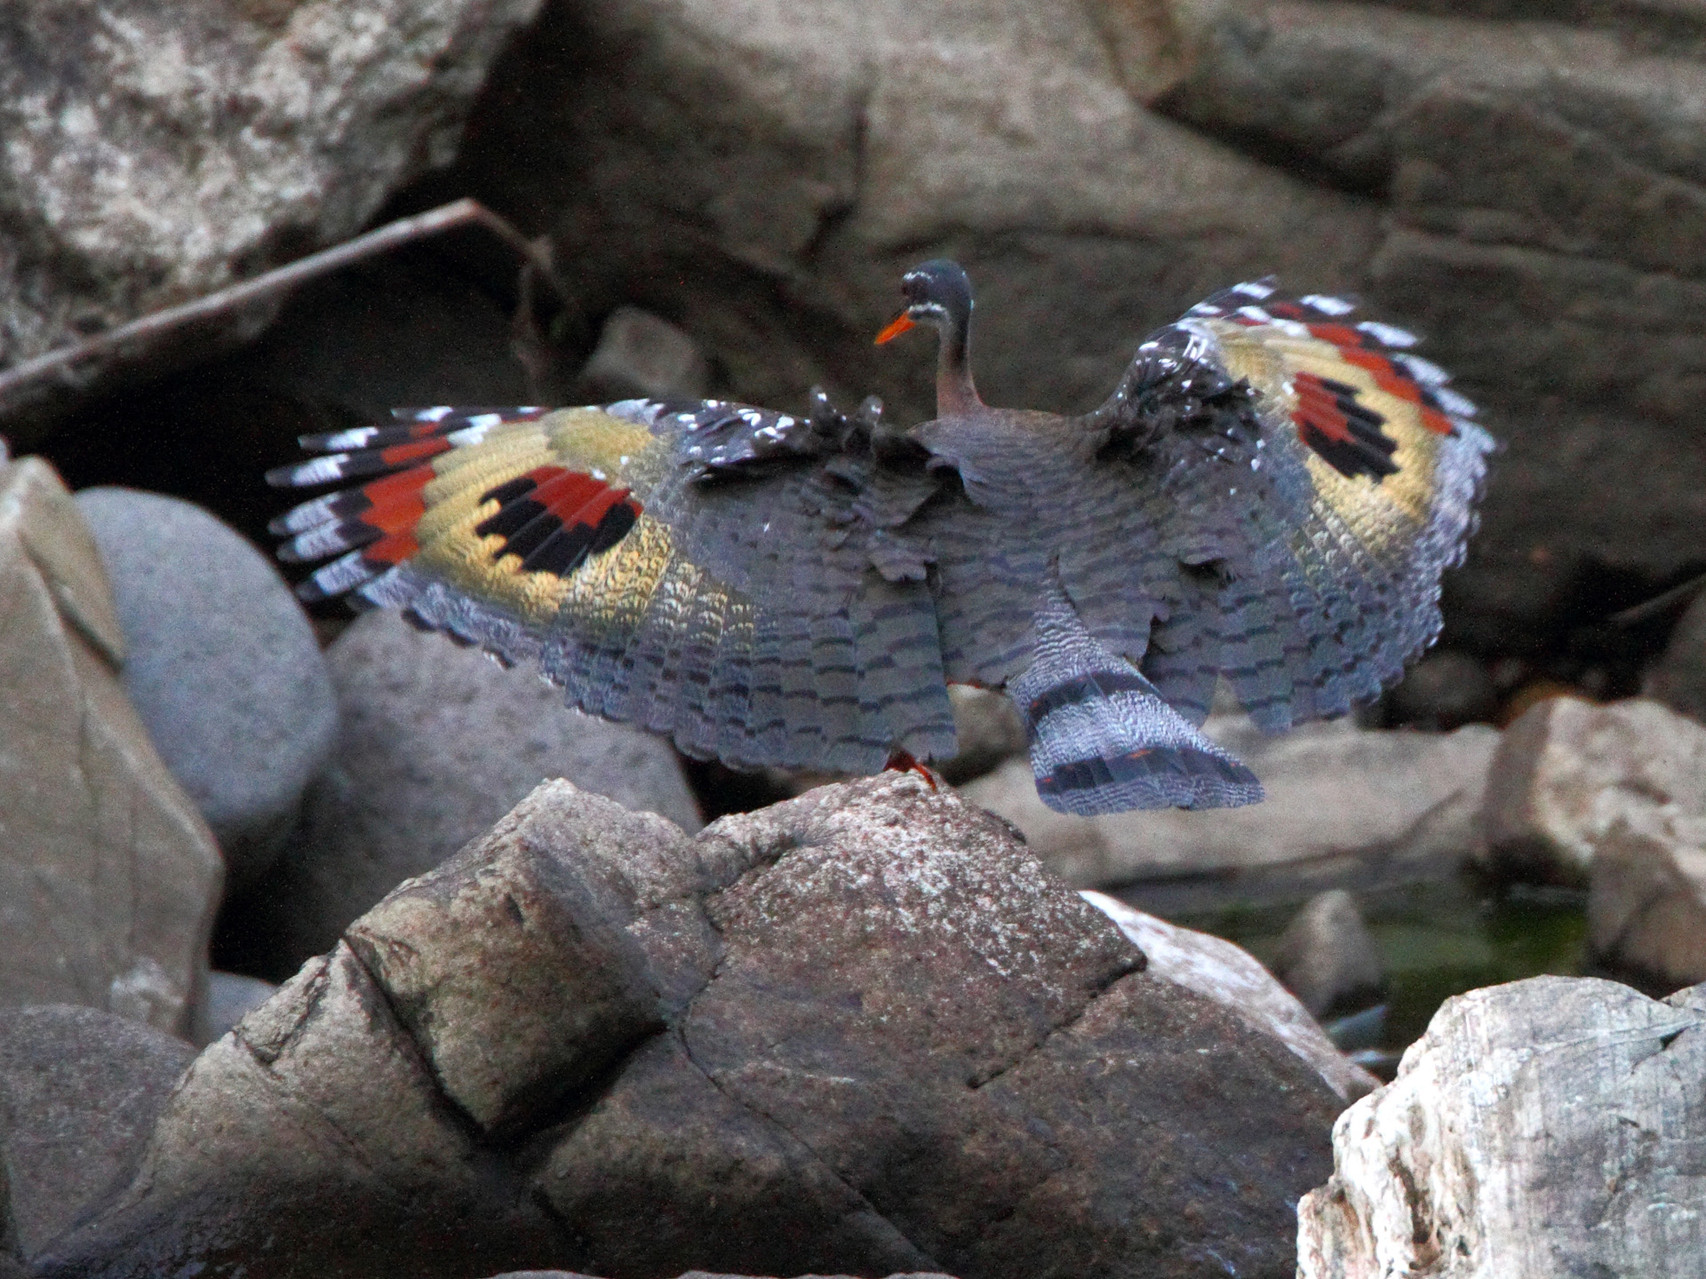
[1071,280,1495,729]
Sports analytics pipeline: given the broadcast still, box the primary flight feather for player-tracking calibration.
[268,261,1493,815]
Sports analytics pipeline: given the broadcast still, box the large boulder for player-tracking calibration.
[41,775,1345,1279]
[221,607,702,979]
[77,487,338,890]
[0,1006,196,1260]
[1297,976,1706,1278]
[1082,891,1378,1103]
[1587,808,1706,990]
[1480,696,1706,888]
[962,715,1496,893]
[0,457,222,1036]
[0,0,546,431]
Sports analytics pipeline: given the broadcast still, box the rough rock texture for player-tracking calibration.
[1081,891,1378,1103]
[0,458,222,1035]
[1588,809,1706,989]
[485,1274,957,1279]
[42,775,1343,1279]
[1481,696,1706,887]
[1297,976,1706,1278]
[77,487,338,889]
[1270,890,1384,1021]
[1161,0,1706,644]
[0,0,546,430]
[0,1005,195,1260]
[962,716,1497,891]
[223,607,701,980]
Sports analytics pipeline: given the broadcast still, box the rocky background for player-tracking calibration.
[4,0,1706,1276]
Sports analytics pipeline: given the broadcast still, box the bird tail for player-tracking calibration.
[1010,585,1263,816]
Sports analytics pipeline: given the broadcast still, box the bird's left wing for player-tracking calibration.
[1071,279,1495,730]
[267,394,960,772]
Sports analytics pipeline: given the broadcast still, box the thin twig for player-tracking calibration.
[0,198,570,406]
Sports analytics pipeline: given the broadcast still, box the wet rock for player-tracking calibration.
[1480,696,1706,887]
[1385,650,1498,731]
[1297,976,1706,1277]
[1269,891,1384,1021]
[77,487,337,890]
[576,306,709,402]
[962,716,1497,892]
[1588,809,1706,989]
[0,458,222,1035]
[1081,891,1377,1103]
[1645,586,1706,726]
[222,608,702,980]
[44,774,1343,1279]
[0,1005,195,1260]
[201,973,279,1046]
[0,0,546,431]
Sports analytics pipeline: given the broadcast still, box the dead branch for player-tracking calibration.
[0,199,569,408]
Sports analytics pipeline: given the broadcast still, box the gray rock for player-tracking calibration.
[576,306,709,402]
[1269,890,1384,1021]
[962,715,1497,895]
[224,608,702,979]
[0,460,222,1036]
[1082,891,1378,1103]
[40,774,1344,1279]
[1481,696,1706,887]
[77,487,337,889]
[0,0,546,432]
[1588,808,1706,989]
[1298,976,1706,1277]
[0,1005,195,1260]
[200,972,279,1047]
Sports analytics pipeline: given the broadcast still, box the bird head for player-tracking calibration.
[875,259,973,346]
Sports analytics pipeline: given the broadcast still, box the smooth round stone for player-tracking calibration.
[76,487,337,888]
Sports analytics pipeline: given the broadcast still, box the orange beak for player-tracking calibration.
[874,311,916,345]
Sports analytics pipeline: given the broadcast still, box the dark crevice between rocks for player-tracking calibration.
[1145,100,1394,204]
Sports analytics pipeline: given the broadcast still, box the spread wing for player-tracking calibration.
[267,394,959,772]
[1067,278,1495,729]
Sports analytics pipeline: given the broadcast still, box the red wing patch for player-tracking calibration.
[474,466,643,576]
[1291,372,1400,480]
